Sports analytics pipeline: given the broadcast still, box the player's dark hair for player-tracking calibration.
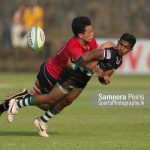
[120,33,136,48]
[72,16,91,37]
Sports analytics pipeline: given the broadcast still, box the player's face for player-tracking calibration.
[82,25,94,42]
[116,40,132,56]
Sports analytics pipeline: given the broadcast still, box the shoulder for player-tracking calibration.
[67,37,80,47]
[100,41,116,49]
[103,47,117,60]
[67,37,83,56]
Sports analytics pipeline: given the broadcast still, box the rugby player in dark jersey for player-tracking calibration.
[73,33,136,74]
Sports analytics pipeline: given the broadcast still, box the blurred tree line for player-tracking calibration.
[41,0,150,44]
[0,0,150,41]
[0,0,149,71]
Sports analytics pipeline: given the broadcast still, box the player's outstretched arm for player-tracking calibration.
[104,69,114,77]
[73,48,104,69]
[82,48,104,62]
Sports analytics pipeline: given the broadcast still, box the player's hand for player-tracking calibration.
[103,75,111,85]
[98,75,111,85]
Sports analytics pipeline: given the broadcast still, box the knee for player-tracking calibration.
[50,98,59,105]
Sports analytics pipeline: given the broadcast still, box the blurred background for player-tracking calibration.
[0,0,150,73]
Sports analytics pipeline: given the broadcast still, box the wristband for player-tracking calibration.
[73,56,84,70]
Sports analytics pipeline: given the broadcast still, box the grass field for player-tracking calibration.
[0,73,150,150]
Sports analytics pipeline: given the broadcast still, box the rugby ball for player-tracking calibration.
[27,26,45,51]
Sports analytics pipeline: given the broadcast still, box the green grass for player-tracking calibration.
[0,73,150,150]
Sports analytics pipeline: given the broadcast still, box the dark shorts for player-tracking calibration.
[58,68,91,93]
[37,63,57,94]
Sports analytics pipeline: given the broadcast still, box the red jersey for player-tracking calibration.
[45,37,98,79]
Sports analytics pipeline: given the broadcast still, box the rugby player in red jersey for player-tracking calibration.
[0,16,106,137]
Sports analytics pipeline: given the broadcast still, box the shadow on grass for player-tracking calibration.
[0,131,58,137]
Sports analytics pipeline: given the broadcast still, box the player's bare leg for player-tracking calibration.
[34,88,82,137]
[7,83,68,122]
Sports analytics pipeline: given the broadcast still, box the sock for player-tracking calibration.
[40,106,60,123]
[16,95,36,109]
[0,101,9,114]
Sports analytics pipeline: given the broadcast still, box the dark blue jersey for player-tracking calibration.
[98,47,122,71]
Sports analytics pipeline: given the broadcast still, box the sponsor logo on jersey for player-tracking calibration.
[106,50,111,59]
